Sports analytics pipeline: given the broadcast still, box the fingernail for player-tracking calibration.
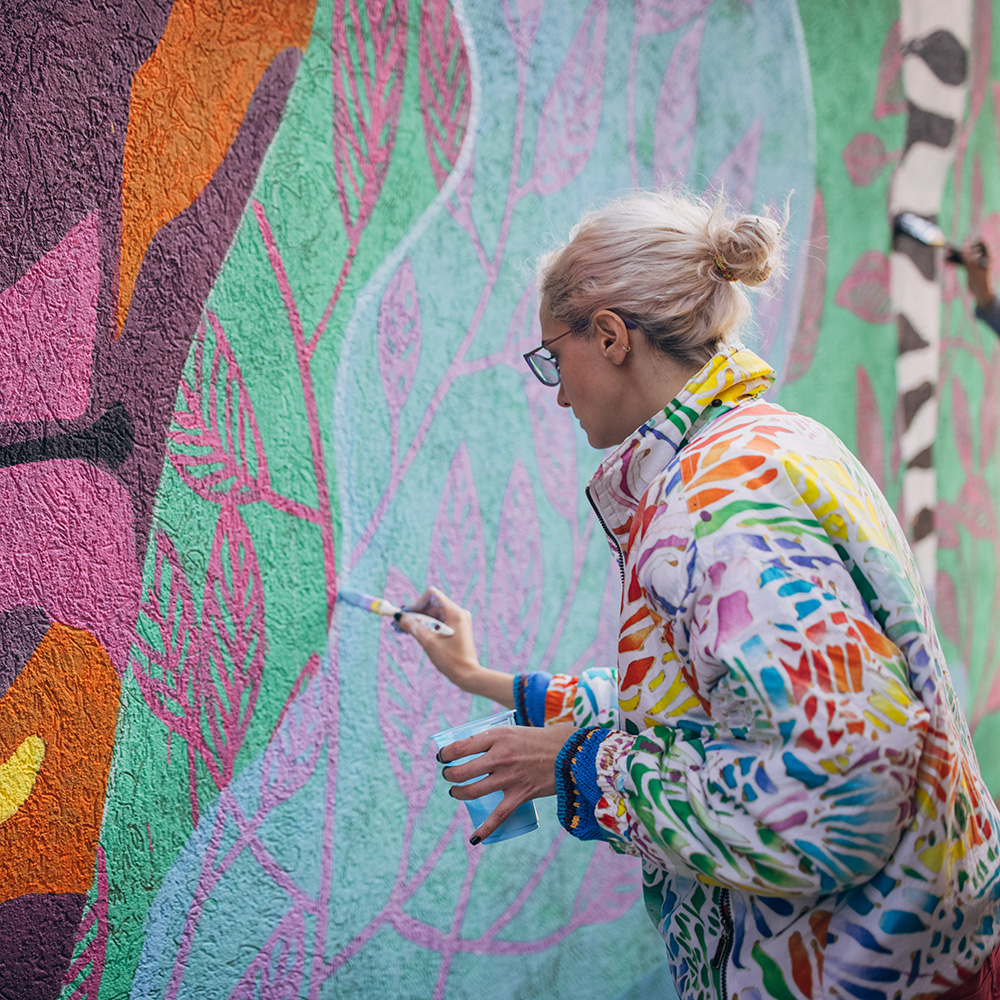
[469,835,481,846]
[435,749,445,763]
[441,767,450,780]
[448,787,456,798]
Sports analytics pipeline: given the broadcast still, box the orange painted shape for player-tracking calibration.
[0,623,121,902]
[789,930,813,997]
[118,0,318,333]
[686,487,732,513]
[690,454,766,488]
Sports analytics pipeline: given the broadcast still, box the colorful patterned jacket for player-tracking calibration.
[514,346,1000,1000]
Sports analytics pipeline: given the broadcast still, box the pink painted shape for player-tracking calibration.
[0,459,139,675]
[855,366,886,492]
[0,211,99,422]
[715,590,752,647]
[834,250,891,325]
[652,17,704,186]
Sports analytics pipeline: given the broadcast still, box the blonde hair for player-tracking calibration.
[537,188,786,365]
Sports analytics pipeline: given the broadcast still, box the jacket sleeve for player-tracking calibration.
[513,668,617,729]
[559,552,930,897]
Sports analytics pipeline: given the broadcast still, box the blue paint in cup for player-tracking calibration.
[431,709,539,844]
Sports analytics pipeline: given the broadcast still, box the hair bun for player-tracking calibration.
[713,213,783,288]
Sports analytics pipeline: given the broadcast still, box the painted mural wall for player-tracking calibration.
[0,1,996,998]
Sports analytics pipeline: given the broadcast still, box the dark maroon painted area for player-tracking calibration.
[0,893,87,1000]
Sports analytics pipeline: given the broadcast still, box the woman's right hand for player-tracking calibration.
[397,587,515,707]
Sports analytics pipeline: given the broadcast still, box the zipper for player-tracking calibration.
[586,486,625,588]
[710,888,733,1000]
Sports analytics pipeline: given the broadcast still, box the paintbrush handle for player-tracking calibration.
[400,612,455,637]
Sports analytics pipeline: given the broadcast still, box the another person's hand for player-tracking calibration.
[397,587,515,706]
[437,722,576,844]
[959,239,995,310]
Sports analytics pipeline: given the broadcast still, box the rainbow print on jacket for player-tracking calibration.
[514,346,1000,1000]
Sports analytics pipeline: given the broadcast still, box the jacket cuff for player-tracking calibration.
[513,672,550,727]
[556,727,611,841]
[975,295,1000,335]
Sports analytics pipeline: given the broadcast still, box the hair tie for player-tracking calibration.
[714,254,736,282]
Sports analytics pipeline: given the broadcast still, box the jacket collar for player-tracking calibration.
[586,345,775,543]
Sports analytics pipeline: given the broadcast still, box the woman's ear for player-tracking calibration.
[592,309,631,365]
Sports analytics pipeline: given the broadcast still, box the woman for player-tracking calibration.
[400,189,1000,999]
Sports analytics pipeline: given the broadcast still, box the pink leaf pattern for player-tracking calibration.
[652,17,705,185]
[168,312,269,505]
[968,0,992,125]
[131,530,201,744]
[61,847,109,1000]
[529,0,607,195]
[855,366,886,492]
[378,257,422,424]
[873,20,906,120]
[708,117,762,209]
[504,282,541,362]
[197,505,267,789]
[332,0,408,242]
[487,460,542,674]
[842,132,896,187]
[419,0,471,190]
[978,332,1000,468]
[229,911,307,1000]
[634,0,712,36]
[572,846,639,924]
[834,250,891,325]
[950,376,974,476]
[500,0,544,56]
[429,444,487,619]
[259,656,326,815]
[784,188,827,383]
[934,569,962,648]
[377,566,466,809]
[524,374,578,523]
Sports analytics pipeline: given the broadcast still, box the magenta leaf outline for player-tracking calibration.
[784,188,827,383]
[419,0,472,191]
[487,460,542,675]
[651,17,705,186]
[168,312,270,505]
[528,0,607,196]
[707,116,762,210]
[61,847,109,1000]
[332,0,408,243]
[834,250,892,325]
[378,256,422,458]
[197,503,267,790]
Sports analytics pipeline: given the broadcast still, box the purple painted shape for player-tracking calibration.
[0,212,99,422]
[0,460,140,675]
[0,892,86,1000]
[0,606,49,698]
[0,5,304,567]
[715,590,752,647]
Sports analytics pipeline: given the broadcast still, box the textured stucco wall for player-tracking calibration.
[0,2,996,998]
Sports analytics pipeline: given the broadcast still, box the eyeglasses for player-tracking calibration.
[523,328,573,386]
[523,315,637,387]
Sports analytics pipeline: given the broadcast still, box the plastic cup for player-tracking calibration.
[431,709,539,845]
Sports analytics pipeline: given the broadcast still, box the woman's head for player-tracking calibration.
[536,188,786,366]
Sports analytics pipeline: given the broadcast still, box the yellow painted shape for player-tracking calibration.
[118,0,317,333]
[0,736,45,824]
[914,786,939,820]
[868,692,907,726]
[645,672,691,717]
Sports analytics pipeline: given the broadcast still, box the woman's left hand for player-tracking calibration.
[438,722,577,844]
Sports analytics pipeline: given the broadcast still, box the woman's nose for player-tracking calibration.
[556,383,570,408]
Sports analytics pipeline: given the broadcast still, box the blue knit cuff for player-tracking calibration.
[555,727,611,842]
[975,295,1000,337]
[513,672,550,728]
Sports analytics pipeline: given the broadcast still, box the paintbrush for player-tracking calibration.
[338,589,455,636]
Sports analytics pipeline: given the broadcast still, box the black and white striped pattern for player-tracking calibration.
[890,2,972,592]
